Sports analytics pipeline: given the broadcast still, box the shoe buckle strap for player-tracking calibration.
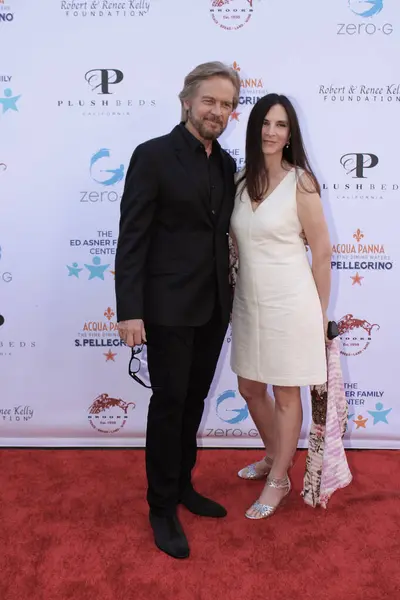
[267,475,289,489]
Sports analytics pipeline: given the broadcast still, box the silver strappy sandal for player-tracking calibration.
[237,456,273,480]
[245,474,291,520]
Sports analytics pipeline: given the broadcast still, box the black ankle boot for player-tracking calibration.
[149,511,190,559]
[180,488,227,518]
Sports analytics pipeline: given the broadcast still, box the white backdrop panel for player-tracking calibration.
[1,0,399,447]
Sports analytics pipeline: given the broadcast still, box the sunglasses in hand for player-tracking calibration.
[128,344,158,390]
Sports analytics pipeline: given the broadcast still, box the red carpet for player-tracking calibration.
[1,449,400,600]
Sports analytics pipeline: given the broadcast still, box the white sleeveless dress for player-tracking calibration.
[230,167,327,386]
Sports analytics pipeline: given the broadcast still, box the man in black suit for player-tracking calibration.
[115,62,240,559]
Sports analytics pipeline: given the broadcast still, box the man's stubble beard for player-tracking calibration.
[187,108,226,141]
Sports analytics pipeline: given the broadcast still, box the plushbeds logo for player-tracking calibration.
[57,69,155,117]
[340,152,378,178]
[0,315,36,357]
[85,68,123,95]
[321,153,398,200]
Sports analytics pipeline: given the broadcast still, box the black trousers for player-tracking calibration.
[145,308,228,517]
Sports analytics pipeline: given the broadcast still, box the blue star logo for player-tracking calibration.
[216,390,249,425]
[84,256,110,280]
[367,402,392,425]
[0,88,21,114]
[348,0,383,18]
[67,262,83,278]
[90,148,125,187]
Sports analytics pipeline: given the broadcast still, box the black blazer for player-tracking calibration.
[115,125,236,327]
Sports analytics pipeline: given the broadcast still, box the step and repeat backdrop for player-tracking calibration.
[1,0,398,448]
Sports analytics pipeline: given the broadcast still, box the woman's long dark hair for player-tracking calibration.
[238,93,320,202]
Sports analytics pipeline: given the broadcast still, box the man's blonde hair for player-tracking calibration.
[178,61,241,122]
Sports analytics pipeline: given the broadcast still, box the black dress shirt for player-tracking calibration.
[178,122,224,218]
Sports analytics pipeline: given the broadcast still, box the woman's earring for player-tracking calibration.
[285,139,290,149]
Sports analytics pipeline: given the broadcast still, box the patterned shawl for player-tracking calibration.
[302,338,352,508]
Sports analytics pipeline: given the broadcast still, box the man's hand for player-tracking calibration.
[117,319,146,347]
[300,230,309,248]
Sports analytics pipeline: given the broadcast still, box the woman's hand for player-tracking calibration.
[323,313,331,345]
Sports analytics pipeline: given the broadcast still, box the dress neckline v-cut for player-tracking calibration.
[250,167,294,214]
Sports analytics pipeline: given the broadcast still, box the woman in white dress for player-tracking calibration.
[230,94,332,519]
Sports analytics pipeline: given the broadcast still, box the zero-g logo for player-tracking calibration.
[80,149,125,203]
[338,0,393,36]
[216,389,249,424]
[204,389,259,438]
[340,153,379,178]
[349,0,382,17]
[90,149,124,187]
[85,69,124,94]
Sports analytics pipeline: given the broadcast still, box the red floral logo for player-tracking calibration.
[88,393,135,434]
[338,314,380,356]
